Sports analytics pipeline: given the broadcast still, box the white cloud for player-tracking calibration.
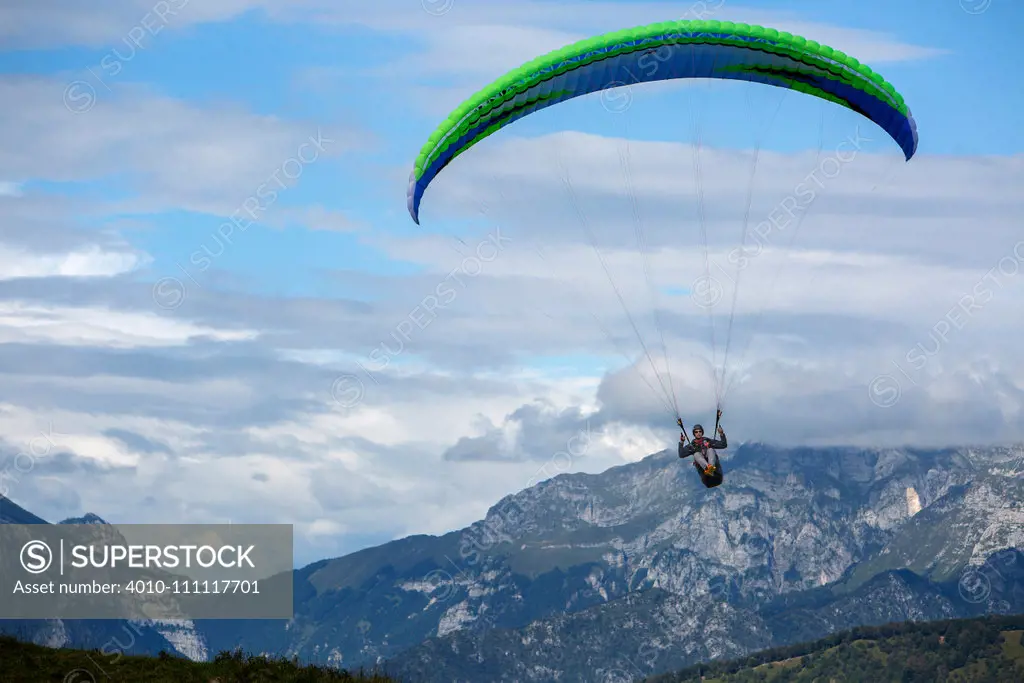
[0,181,22,197]
[0,301,258,347]
[0,244,145,280]
[0,0,949,73]
[4,121,1020,561]
[285,2,945,118]
[382,130,1024,333]
[0,0,268,50]
[308,1,945,65]
[0,76,359,216]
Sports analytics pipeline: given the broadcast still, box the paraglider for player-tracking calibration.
[678,413,727,488]
[407,19,917,487]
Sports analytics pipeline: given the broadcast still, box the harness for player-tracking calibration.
[677,415,723,478]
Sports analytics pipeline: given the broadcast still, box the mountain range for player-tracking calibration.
[2,441,1023,682]
[0,496,209,662]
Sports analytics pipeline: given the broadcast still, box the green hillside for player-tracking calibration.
[0,635,398,683]
[646,614,1024,683]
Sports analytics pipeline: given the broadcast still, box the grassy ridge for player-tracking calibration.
[0,635,399,683]
[646,614,1024,683]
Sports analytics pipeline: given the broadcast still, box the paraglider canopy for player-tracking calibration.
[404,17,919,436]
[407,18,917,224]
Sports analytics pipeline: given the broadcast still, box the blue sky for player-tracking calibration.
[1,0,1022,567]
